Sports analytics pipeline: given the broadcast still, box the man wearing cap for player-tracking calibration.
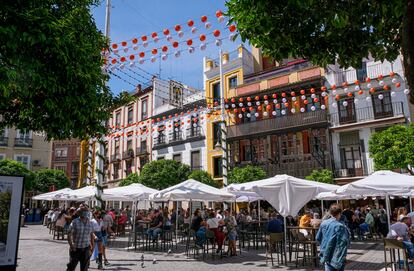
[67,206,96,271]
[387,216,414,258]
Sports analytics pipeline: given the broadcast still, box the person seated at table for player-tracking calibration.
[147,209,163,240]
[387,216,414,259]
[310,213,322,228]
[299,210,312,228]
[207,211,225,253]
[191,209,203,232]
[195,221,208,248]
[286,215,297,226]
[55,210,67,229]
[117,210,128,235]
[224,210,238,256]
[267,212,284,233]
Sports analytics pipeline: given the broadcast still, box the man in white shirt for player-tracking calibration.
[387,216,414,259]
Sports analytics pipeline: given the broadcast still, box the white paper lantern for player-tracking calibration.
[379,80,385,86]
[174,51,181,58]
[404,89,410,95]
[215,39,222,46]
[225,104,229,109]
[123,48,129,53]
[119,63,125,69]
[331,102,337,108]
[367,83,372,88]
[282,98,287,103]
[256,101,260,106]
[321,104,326,110]
[161,54,168,61]
[238,114,243,118]
[321,92,327,97]
[354,98,359,104]
[188,47,195,54]
[239,103,243,107]
[153,37,159,43]
[247,102,252,106]
[178,31,184,38]
[139,58,145,65]
[133,45,138,51]
[143,41,148,48]
[344,87,348,93]
[150,56,156,63]
[113,49,118,54]
[166,35,173,42]
[311,106,316,111]
[292,96,297,101]
[392,78,398,84]
[366,96,371,102]
[129,61,135,67]
[231,104,236,108]
[355,85,360,91]
[342,101,348,107]
[255,112,259,117]
[199,43,206,51]
[264,100,269,105]
[272,111,277,116]
[217,16,225,23]
[273,99,278,104]
[311,94,316,99]
[281,110,286,115]
[378,94,384,100]
[300,107,305,113]
[246,113,251,118]
[332,89,337,95]
[301,95,306,100]
[205,22,212,29]
[263,111,268,117]
[229,33,236,41]
[191,27,197,34]
[291,108,296,114]
[391,91,396,97]
[193,123,197,128]
[174,128,178,132]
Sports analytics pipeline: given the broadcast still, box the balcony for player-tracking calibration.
[14,138,33,147]
[169,131,183,143]
[227,110,328,140]
[328,62,393,86]
[110,153,121,162]
[186,126,204,139]
[153,134,166,148]
[0,136,8,146]
[123,149,134,159]
[334,168,366,179]
[330,102,404,127]
[136,146,148,156]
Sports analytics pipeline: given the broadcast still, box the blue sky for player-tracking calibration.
[92,0,245,94]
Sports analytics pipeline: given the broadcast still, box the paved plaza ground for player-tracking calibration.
[16,225,397,270]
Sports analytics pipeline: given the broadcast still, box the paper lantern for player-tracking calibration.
[343,101,348,107]
[391,91,396,97]
[404,89,410,95]
[201,15,208,22]
[300,89,305,95]
[358,90,363,95]
[284,102,290,107]
[120,56,126,62]
[395,82,401,88]
[129,55,135,61]
[347,92,353,97]
[234,109,238,113]
[331,84,337,90]
[378,94,384,100]
[390,71,395,77]
[213,30,221,37]
[290,91,296,97]
[365,77,371,83]
[151,32,158,38]
[392,78,398,84]
[378,74,383,80]
[163,29,170,35]
[383,85,389,90]
[313,98,319,103]
[191,27,197,34]
[264,95,268,100]
[111,59,117,64]
[355,85,360,91]
[272,93,277,99]
[266,105,272,111]
[215,39,222,46]
[231,98,236,103]
[174,25,181,32]
[199,43,206,50]
[257,105,262,111]
[174,51,181,58]
[369,87,375,93]
[216,10,223,17]
[129,61,135,67]
[139,58,145,64]
[132,38,138,44]
[229,25,236,32]
[187,20,194,27]
[141,36,147,42]
[335,94,340,100]
[310,88,315,93]
[166,35,173,42]
[111,43,118,49]
[199,34,206,42]
[342,82,348,87]
[151,49,158,55]
[143,41,148,48]
[321,86,327,91]
[303,100,309,105]
[132,45,138,50]
[161,54,168,61]
[301,95,306,100]
[162,46,168,53]
[172,41,179,48]
[187,39,193,46]
[178,31,184,38]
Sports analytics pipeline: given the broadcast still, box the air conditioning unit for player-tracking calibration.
[32,160,41,166]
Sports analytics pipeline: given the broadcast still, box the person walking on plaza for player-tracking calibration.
[316,205,350,271]
[67,205,96,271]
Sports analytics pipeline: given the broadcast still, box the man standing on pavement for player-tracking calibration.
[67,205,96,271]
[316,205,350,271]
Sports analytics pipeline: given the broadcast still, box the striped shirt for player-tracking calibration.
[69,218,93,248]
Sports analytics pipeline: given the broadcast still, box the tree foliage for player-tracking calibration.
[119,172,140,187]
[0,159,34,190]
[33,168,70,193]
[369,124,414,174]
[188,169,219,188]
[228,165,267,184]
[0,0,132,139]
[122,160,191,190]
[305,169,334,184]
[226,0,414,102]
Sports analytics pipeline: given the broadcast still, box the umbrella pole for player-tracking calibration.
[175,201,179,245]
[284,216,287,250]
[385,195,392,230]
[132,200,137,251]
[320,200,324,214]
[187,199,193,257]
[258,200,261,222]
[410,197,413,213]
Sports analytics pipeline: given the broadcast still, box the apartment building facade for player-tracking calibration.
[0,127,52,170]
[51,139,81,188]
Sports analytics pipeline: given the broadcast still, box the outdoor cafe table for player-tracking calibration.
[286,226,319,268]
[239,220,267,250]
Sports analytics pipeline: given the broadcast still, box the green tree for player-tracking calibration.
[119,172,140,187]
[130,160,191,190]
[226,0,414,102]
[305,169,334,184]
[188,169,220,188]
[33,169,70,193]
[0,159,34,190]
[369,124,414,174]
[0,1,131,139]
[228,165,267,184]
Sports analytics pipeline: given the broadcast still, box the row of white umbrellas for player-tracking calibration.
[33,170,414,219]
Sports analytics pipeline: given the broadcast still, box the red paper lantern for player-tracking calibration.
[290,91,296,97]
[358,90,363,95]
[112,43,118,49]
[187,20,194,27]
[281,93,286,98]
[201,15,208,22]
[216,10,223,17]
[310,88,315,93]
[342,82,348,87]
[224,98,229,103]
[257,105,262,111]
[151,49,158,55]
[174,25,181,32]
[249,107,253,111]
[300,89,305,95]
[175,113,179,117]
[199,34,206,42]
[172,41,179,48]
[284,102,290,107]
[234,109,238,113]
[213,30,221,37]
[304,100,309,105]
[163,29,170,35]
[347,92,353,97]
[369,87,375,93]
[255,96,260,101]
[378,74,383,80]
[231,98,235,103]
[139,52,145,58]
[120,56,126,62]
[141,35,147,41]
[383,85,390,90]
[156,118,160,122]
[132,38,138,44]
[162,116,166,120]
[168,115,172,119]
[313,98,319,103]
[276,104,281,109]
[294,101,299,106]
[121,41,127,47]
[247,97,252,102]
[186,39,193,46]
[272,93,277,99]
[264,95,268,100]
[324,96,329,101]
[396,82,401,87]
[335,95,340,100]
[321,86,327,91]
[266,105,272,111]
[214,101,218,106]
[331,84,337,90]
[241,108,246,112]
[129,55,135,61]
[229,25,236,32]
[162,46,168,52]
[151,32,158,38]
[365,77,371,83]
[239,97,244,102]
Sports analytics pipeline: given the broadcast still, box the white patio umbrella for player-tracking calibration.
[102,183,158,201]
[222,185,263,202]
[62,185,98,201]
[32,188,73,201]
[149,179,236,202]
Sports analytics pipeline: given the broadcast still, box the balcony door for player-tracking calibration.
[339,132,363,177]
[372,91,393,119]
[337,98,356,124]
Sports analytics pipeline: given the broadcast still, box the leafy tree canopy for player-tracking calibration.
[126,160,191,190]
[188,169,219,188]
[119,172,140,187]
[0,0,132,140]
[369,124,414,174]
[0,159,35,190]
[33,168,70,193]
[226,0,414,102]
[305,169,334,184]
[228,165,267,184]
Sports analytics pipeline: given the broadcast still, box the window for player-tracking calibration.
[173,153,181,163]
[212,82,221,104]
[172,121,181,141]
[140,140,147,153]
[213,122,221,147]
[15,130,32,146]
[16,129,31,140]
[240,139,252,162]
[141,99,148,120]
[0,154,5,160]
[157,156,165,160]
[337,98,356,124]
[125,159,133,175]
[126,138,133,151]
[356,62,367,82]
[15,154,30,169]
[251,138,266,163]
[76,146,80,157]
[372,91,393,119]
[139,156,149,168]
[71,161,79,174]
[229,76,238,89]
[54,164,67,172]
[114,140,120,158]
[213,157,223,178]
[113,163,120,179]
[115,112,121,126]
[191,151,201,170]
[0,129,7,146]
[127,106,134,124]
[55,148,68,158]
[302,131,310,154]
[340,146,363,176]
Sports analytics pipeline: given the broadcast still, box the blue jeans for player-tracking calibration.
[325,263,345,271]
[147,228,162,240]
[403,241,414,259]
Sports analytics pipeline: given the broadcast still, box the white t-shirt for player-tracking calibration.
[207,218,219,229]
[91,219,102,232]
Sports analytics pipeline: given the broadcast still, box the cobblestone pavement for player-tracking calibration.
[17,225,394,271]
